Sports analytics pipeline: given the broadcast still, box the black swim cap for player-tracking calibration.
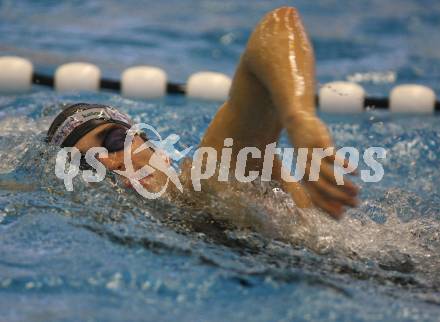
[46,103,132,147]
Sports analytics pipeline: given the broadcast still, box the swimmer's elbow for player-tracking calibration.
[244,6,311,74]
[259,6,301,31]
[269,6,300,18]
[246,6,306,54]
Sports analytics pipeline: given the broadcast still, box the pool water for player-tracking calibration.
[1,1,440,321]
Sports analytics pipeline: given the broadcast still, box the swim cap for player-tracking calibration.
[46,103,132,147]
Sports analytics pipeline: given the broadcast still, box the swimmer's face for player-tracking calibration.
[75,124,171,193]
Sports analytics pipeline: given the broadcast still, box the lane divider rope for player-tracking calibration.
[1,56,439,113]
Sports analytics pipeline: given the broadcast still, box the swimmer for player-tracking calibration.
[46,7,358,219]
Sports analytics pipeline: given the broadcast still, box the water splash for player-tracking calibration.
[1,100,439,320]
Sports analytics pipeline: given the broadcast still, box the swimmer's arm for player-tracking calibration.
[199,7,358,218]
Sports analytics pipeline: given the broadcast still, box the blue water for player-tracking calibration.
[1,1,440,321]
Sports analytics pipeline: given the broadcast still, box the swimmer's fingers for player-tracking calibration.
[304,182,345,219]
[330,154,358,175]
[306,176,359,209]
[306,158,359,196]
[303,158,359,219]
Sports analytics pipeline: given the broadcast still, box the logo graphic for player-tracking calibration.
[113,123,192,199]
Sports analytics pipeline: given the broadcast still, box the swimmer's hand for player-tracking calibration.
[286,114,359,219]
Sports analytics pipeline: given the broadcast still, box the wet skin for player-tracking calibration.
[200,7,358,218]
